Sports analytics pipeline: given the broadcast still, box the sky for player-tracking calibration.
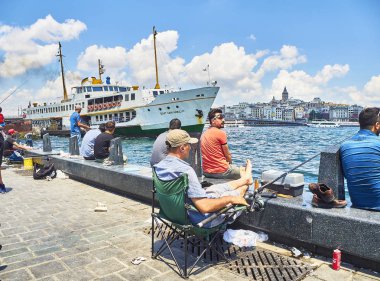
[0,0,379,115]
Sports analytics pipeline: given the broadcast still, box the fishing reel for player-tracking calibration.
[245,194,265,212]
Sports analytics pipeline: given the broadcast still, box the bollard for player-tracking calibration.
[318,144,345,200]
[42,133,52,152]
[187,132,202,177]
[109,137,124,165]
[69,136,80,155]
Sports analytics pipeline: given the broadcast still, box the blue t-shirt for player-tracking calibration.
[340,129,380,211]
[154,156,222,227]
[70,112,81,134]
[80,129,101,158]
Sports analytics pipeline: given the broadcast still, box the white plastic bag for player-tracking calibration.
[223,229,268,247]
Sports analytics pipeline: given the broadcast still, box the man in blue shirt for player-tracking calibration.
[80,123,106,160]
[154,129,251,228]
[70,105,90,144]
[340,107,380,211]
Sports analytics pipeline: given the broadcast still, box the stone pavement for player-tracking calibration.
[0,167,379,281]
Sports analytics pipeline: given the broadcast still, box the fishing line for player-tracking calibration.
[0,79,29,105]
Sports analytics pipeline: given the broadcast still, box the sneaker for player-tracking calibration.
[0,184,6,194]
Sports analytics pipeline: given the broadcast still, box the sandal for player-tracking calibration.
[308,183,335,203]
[311,194,347,208]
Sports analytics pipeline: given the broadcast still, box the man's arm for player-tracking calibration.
[77,121,90,130]
[191,196,248,214]
[221,144,232,163]
[13,142,32,150]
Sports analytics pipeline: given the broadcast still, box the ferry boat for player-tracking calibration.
[307,120,340,128]
[24,27,218,137]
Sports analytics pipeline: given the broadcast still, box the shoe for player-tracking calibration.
[0,184,6,194]
[308,183,335,203]
[311,194,347,208]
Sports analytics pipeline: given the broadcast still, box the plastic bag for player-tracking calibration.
[223,229,268,247]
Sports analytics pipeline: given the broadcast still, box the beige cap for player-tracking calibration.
[166,129,198,147]
[75,105,82,110]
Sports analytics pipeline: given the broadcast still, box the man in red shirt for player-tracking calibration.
[201,108,242,179]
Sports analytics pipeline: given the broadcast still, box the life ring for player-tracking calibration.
[108,102,112,108]
[88,105,93,111]
[94,104,98,111]
[117,101,121,107]
[112,102,117,107]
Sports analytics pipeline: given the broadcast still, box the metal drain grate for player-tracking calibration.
[144,224,313,280]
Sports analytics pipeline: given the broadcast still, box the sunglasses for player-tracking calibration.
[213,114,224,120]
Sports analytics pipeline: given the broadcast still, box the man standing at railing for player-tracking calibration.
[70,105,90,145]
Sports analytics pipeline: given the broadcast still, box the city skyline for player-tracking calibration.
[0,0,379,116]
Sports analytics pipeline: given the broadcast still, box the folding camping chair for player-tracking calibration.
[151,168,246,278]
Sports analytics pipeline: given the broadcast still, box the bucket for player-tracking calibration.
[23,158,33,170]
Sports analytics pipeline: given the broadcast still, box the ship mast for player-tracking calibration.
[98,59,105,82]
[153,26,160,89]
[57,42,68,101]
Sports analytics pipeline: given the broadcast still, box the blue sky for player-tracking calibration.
[0,0,379,115]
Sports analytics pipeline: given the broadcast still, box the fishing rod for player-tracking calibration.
[0,79,29,105]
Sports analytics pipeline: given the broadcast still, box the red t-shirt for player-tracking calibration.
[201,127,229,174]
[0,113,4,123]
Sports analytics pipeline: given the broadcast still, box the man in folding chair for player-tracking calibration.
[152,129,253,277]
[154,129,252,227]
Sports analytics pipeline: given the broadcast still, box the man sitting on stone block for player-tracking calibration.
[154,129,251,228]
[340,107,380,211]
[94,121,115,160]
[80,123,106,160]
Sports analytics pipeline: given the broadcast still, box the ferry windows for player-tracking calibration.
[131,110,136,119]
[125,111,130,121]
[93,87,102,92]
[153,91,158,97]
[109,114,112,120]
[96,116,99,122]
[114,86,119,92]
[109,86,114,91]
[171,97,179,101]
[160,91,164,95]
[104,115,108,121]
[116,95,123,101]
[167,106,170,109]
[119,113,123,122]
[125,94,129,101]
[119,87,127,92]
[176,105,179,108]
[86,87,92,92]
[131,93,135,100]
[103,86,108,91]
[82,102,84,108]
[100,115,103,121]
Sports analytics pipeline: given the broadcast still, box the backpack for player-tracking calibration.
[33,163,57,180]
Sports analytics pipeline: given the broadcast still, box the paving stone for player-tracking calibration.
[0,247,30,258]
[0,235,22,245]
[29,261,67,279]
[118,264,159,280]
[88,246,126,261]
[86,258,126,276]
[55,241,110,258]
[2,251,35,264]
[18,230,48,241]
[1,226,29,236]
[62,252,97,269]
[55,267,95,281]
[34,246,63,256]
[1,254,56,273]
[309,264,353,281]
[0,268,34,281]
[94,274,126,281]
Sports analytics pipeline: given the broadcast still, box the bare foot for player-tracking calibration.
[245,160,253,185]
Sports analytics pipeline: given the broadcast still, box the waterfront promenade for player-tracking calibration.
[0,166,379,281]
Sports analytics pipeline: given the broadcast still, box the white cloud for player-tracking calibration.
[248,34,256,41]
[0,15,86,78]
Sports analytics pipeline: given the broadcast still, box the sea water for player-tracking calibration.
[32,126,358,184]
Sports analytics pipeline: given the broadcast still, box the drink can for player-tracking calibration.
[332,249,341,270]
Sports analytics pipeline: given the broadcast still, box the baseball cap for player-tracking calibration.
[8,129,17,135]
[75,105,82,110]
[166,129,198,147]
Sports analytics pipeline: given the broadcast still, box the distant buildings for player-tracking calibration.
[222,87,363,122]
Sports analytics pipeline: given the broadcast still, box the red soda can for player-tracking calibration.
[332,249,341,270]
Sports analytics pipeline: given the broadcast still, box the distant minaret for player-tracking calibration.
[282,87,289,102]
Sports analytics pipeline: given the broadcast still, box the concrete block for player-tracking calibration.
[318,145,345,200]
[43,133,52,152]
[69,135,80,155]
[109,137,123,165]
